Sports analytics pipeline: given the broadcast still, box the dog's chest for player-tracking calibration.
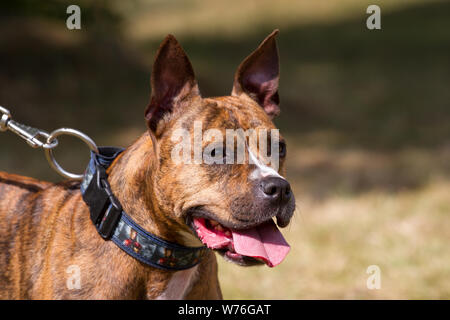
[156,266,199,300]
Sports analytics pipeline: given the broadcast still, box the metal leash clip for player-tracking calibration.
[0,106,57,149]
[0,106,98,180]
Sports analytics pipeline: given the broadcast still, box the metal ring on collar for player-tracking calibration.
[44,128,99,180]
[38,131,59,149]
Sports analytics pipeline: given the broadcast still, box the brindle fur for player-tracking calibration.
[0,30,293,299]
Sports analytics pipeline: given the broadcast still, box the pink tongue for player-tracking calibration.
[193,218,232,249]
[232,220,290,267]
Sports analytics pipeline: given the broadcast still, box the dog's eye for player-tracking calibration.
[267,141,287,159]
[210,146,226,159]
[279,142,286,158]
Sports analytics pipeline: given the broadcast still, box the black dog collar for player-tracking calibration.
[80,147,206,270]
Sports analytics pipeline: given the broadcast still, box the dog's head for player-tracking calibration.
[145,30,295,267]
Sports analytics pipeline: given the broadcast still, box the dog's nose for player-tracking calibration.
[260,177,292,204]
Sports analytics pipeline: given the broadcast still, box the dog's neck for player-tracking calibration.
[107,133,196,247]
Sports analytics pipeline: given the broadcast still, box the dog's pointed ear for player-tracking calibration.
[145,35,200,133]
[232,29,280,118]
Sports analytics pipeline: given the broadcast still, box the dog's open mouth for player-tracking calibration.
[191,217,290,267]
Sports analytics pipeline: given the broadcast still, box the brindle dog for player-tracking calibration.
[0,30,295,299]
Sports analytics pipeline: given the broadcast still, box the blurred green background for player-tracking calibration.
[1,0,449,299]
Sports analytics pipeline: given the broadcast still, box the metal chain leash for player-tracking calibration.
[0,106,98,180]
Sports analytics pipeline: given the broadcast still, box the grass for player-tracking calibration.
[0,0,449,299]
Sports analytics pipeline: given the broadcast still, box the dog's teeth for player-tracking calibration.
[209,220,219,226]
